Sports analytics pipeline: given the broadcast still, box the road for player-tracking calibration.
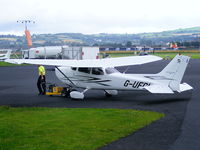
[0,59,199,150]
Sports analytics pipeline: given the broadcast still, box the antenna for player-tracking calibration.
[17,20,35,47]
[17,20,35,30]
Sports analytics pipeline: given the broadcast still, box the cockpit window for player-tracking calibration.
[71,67,77,71]
[78,67,91,74]
[105,67,119,74]
[91,68,104,75]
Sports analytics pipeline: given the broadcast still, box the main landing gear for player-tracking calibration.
[46,84,118,100]
[69,89,118,99]
[104,90,118,97]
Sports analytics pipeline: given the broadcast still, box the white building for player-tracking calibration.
[22,46,99,60]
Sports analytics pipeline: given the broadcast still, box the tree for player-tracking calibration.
[93,43,99,46]
[126,41,132,47]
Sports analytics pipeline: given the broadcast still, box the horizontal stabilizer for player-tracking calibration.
[178,83,193,93]
[145,85,174,94]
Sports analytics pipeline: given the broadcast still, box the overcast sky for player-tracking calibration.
[0,0,200,35]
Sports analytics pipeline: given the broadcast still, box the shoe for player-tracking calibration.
[38,93,42,95]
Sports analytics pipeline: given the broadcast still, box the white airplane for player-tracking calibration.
[5,54,193,99]
[0,50,12,61]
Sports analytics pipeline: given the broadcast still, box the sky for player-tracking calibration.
[0,0,200,35]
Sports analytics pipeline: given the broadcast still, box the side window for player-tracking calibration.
[71,67,77,71]
[92,68,104,75]
[78,68,91,74]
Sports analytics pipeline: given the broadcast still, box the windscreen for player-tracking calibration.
[105,67,119,74]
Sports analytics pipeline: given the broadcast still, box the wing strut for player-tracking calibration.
[55,66,76,87]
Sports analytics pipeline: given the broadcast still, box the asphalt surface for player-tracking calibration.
[0,59,199,150]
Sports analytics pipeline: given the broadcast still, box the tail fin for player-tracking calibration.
[5,50,11,59]
[0,50,11,60]
[157,54,191,92]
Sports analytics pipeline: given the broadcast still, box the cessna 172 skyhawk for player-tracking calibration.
[6,54,193,99]
[0,50,11,61]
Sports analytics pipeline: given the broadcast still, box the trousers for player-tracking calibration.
[37,75,46,94]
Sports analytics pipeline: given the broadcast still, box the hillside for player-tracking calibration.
[0,26,200,49]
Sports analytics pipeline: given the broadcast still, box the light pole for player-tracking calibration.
[17,20,35,47]
[17,20,35,30]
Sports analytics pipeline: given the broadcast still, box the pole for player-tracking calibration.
[17,20,35,48]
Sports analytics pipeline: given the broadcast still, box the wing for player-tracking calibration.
[5,55,162,67]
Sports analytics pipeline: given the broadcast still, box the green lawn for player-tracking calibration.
[106,52,200,59]
[107,53,135,58]
[153,52,200,59]
[0,106,164,150]
[0,62,28,67]
[0,61,19,66]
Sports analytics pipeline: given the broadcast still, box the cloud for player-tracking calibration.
[1,0,200,34]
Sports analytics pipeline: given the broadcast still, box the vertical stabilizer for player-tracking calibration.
[5,50,12,59]
[158,54,190,91]
[0,50,12,60]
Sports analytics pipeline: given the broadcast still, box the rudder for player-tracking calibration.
[5,50,11,59]
[158,54,190,91]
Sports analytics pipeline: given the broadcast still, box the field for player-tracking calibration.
[0,61,19,66]
[154,52,200,59]
[0,106,164,150]
[105,52,200,59]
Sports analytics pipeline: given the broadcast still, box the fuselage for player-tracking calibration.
[55,66,158,91]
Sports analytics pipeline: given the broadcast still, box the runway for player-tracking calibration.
[0,59,199,150]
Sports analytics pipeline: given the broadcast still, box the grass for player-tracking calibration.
[0,106,164,150]
[105,52,200,59]
[0,62,20,67]
[107,53,135,58]
[153,52,200,59]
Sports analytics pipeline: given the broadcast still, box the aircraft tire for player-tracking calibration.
[105,92,112,97]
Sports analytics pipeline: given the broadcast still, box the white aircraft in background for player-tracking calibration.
[0,50,12,61]
[5,54,193,99]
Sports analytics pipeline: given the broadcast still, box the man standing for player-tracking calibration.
[37,65,46,95]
